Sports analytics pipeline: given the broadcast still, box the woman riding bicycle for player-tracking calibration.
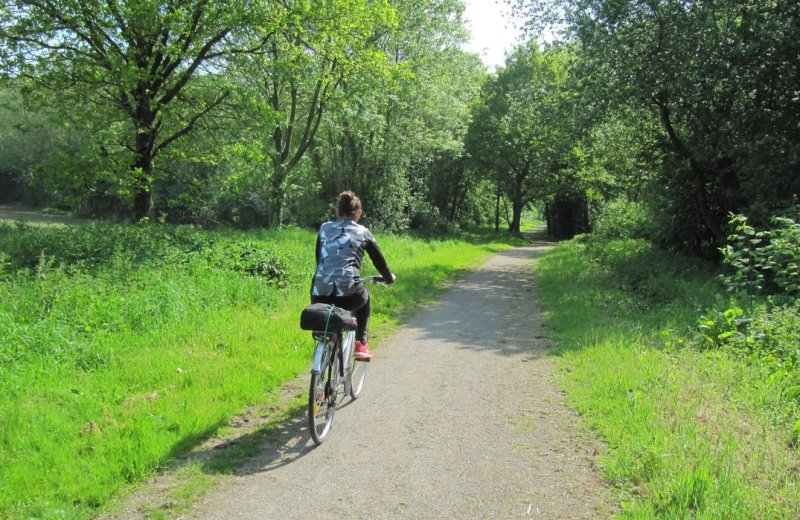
[310,191,396,360]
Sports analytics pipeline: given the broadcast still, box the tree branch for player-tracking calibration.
[155,90,229,153]
[157,27,230,109]
[281,82,298,162]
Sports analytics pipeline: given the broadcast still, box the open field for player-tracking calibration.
[0,204,84,225]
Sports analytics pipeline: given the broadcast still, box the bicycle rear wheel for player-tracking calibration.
[308,344,337,444]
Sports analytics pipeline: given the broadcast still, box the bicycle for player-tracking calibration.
[304,276,387,445]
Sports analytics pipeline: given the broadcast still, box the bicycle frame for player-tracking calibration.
[307,276,385,444]
[311,330,355,379]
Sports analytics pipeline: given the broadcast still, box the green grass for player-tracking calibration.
[0,221,521,518]
[536,237,800,518]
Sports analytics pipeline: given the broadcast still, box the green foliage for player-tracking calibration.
[696,307,750,350]
[0,221,211,271]
[536,236,800,518]
[581,110,664,203]
[1,0,295,219]
[721,210,800,297]
[582,236,712,306]
[0,218,520,518]
[225,0,397,227]
[0,219,296,286]
[1,1,484,231]
[466,42,583,232]
[407,199,450,233]
[697,302,800,415]
[592,198,660,241]
[695,210,800,456]
[745,304,800,375]
[309,0,484,232]
[208,241,289,286]
[0,251,9,279]
[515,0,800,249]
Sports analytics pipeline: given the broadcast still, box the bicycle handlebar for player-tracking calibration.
[362,275,391,285]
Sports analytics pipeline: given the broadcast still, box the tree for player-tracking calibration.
[513,0,800,248]
[467,42,578,233]
[228,0,395,227]
[306,0,484,232]
[1,0,275,220]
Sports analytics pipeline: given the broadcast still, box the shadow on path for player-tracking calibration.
[189,231,560,480]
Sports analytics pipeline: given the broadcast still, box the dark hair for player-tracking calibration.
[336,191,362,218]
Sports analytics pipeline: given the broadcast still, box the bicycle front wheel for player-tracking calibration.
[308,345,337,445]
[348,350,368,399]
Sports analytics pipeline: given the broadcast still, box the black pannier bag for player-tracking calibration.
[299,303,357,332]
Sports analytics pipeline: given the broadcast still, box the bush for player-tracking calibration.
[0,221,212,271]
[720,208,800,297]
[699,303,800,365]
[696,301,800,440]
[214,190,270,228]
[0,220,301,291]
[593,197,658,240]
[0,251,9,280]
[207,241,289,286]
[583,236,714,306]
[408,200,450,233]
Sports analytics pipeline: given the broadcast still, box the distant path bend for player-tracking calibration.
[196,233,612,519]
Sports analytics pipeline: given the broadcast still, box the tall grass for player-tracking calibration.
[536,236,800,518]
[0,221,519,518]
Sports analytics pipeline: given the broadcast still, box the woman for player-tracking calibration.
[311,191,396,360]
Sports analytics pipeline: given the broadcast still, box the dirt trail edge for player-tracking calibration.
[193,235,613,519]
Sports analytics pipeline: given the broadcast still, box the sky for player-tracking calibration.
[461,0,524,71]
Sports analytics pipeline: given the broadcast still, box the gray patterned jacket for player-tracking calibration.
[312,219,393,297]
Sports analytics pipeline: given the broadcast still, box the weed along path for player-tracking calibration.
[193,235,612,519]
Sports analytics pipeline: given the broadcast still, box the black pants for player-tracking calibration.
[311,286,370,343]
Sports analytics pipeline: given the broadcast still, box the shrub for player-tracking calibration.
[584,236,713,306]
[705,303,800,369]
[0,251,9,280]
[207,241,289,286]
[720,209,800,297]
[593,197,659,240]
[696,301,800,433]
[408,200,451,233]
[214,190,270,228]
[0,221,213,271]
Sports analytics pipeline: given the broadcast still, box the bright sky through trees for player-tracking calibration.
[461,0,522,71]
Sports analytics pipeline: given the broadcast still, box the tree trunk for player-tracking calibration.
[132,94,156,222]
[494,181,501,232]
[268,159,287,227]
[509,199,522,234]
[133,184,153,222]
[655,96,724,243]
[691,167,724,242]
[545,203,552,235]
[508,168,526,234]
[132,139,155,221]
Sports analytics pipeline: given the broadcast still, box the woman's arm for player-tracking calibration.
[365,239,395,283]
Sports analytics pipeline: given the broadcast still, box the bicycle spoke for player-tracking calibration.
[308,344,338,444]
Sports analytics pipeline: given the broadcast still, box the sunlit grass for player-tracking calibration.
[536,238,800,518]
[0,221,520,518]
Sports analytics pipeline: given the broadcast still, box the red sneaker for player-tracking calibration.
[353,340,373,361]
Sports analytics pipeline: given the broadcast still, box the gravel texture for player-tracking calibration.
[191,236,614,519]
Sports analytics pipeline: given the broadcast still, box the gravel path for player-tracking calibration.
[194,236,612,519]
